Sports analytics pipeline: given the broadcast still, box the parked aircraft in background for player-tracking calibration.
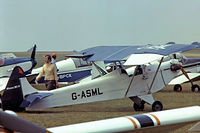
[28,57,92,84]
[1,43,200,112]
[0,45,37,91]
[28,42,200,92]
[169,69,200,92]
[1,106,200,133]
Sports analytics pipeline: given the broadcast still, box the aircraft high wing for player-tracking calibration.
[67,42,200,62]
[1,106,200,133]
[0,45,37,91]
[1,43,200,112]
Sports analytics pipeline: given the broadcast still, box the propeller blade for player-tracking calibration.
[180,66,193,85]
[31,44,36,60]
[0,110,51,133]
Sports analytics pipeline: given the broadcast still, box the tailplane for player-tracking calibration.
[1,66,29,111]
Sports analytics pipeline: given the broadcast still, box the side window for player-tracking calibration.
[72,58,91,68]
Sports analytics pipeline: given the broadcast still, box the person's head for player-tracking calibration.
[45,55,51,63]
[52,53,56,60]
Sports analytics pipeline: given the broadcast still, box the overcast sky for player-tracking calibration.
[1,0,200,52]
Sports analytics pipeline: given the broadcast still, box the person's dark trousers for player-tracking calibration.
[45,80,56,90]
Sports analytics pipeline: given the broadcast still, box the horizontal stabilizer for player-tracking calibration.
[0,53,16,59]
[65,53,93,58]
[124,54,163,65]
[0,77,9,91]
[20,93,53,108]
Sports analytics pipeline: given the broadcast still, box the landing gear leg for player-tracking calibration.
[133,101,145,111]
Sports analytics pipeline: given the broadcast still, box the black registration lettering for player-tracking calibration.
[81,91,86,98]
[72,93,77,100]
[71,88,103,100]
[86,89,91,97]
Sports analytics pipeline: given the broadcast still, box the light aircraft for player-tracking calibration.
[28,57,92,84]
[28,42,200,89]
[1,43,200,112]
[0,45,37,91]
[169,70,200,92]
[1,106,200,132]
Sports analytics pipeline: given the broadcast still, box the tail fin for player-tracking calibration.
[1,66,38,111]
[1,66,37,111]
[30,44,36,60]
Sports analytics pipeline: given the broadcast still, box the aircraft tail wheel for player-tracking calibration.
[191,84,200,92]
[152,101,163,111]
[133,102,144,111]
[173,84,182,92]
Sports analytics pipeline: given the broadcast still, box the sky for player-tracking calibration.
[1,0,200,52]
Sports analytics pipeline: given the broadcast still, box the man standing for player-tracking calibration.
[35,55,58,90]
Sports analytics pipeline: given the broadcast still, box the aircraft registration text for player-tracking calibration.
[72,88,103,100]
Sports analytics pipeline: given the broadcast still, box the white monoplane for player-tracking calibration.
[1,43,200,112]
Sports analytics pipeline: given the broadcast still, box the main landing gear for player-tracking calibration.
[173,84,200,92]
[133,100,145,111]
[130,97,163,112]
[191,84,200,92]
[152,101,163,111]
[174,66,200,92]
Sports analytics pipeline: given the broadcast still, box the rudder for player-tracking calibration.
[1,66,26,111]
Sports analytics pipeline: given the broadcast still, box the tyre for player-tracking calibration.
[152,101,163,111]
[173,84,182,92]
[191,84,200,92]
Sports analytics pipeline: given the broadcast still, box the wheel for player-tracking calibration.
[152,101,163,111]
[133,102,144,111]
[191,84,200,92]
[173,84,182,92]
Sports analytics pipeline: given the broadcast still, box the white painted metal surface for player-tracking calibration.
[48,106,200,133]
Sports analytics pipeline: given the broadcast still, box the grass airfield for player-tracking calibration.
[1,49,200,132]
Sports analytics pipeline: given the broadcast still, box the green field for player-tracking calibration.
[1,49,200,133]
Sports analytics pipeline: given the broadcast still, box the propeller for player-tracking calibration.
[0,110,51,133]
[171,53,193,86]
[30,44,37,69]
[180,65,193,86]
